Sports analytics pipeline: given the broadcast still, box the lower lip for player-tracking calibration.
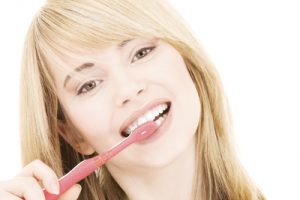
[139,104,173,144]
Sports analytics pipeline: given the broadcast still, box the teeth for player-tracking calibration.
[124,103,169,134]
[127,124,132,131]
[162,104,167,109]
[138,117,148,126]
[155,114,167,126]
[155,120,162,126]
[155,117,163,126]
[158,105,163,114]
[146,111,155,121]
[153,109,159,116]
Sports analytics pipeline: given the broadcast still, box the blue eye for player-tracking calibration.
[131,46,156,63]
[77,80,102,95]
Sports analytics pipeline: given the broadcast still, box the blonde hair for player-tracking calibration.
[20,0,265,199]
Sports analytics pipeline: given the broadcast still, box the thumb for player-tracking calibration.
[58,184,82,200]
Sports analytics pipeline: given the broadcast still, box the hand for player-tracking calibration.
[0,160,82,200]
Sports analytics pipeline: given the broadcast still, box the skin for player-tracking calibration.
[55,37,200,164]
[54,37,202,199]
[0,37,201,200]
[0,160,81,199]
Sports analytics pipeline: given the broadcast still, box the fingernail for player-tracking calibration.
[75,184,82,198]
[49,181,60,195]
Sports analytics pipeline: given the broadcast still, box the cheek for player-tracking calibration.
[157,47,196,94]
[62,98,116,149]
[162,48,201,133]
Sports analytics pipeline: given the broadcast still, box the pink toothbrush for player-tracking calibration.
[43,121,158,200]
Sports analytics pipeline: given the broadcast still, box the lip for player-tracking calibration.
[119,98,171,134]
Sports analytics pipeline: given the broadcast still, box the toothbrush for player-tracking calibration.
[43,121,158,200]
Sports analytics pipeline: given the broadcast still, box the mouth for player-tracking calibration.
[121,101,172,137]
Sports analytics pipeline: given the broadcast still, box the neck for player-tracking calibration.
[108,139,197,200]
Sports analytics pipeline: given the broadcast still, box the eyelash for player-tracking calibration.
[77,46,156,95]
[77,80,102,95]
[131,46,156,63]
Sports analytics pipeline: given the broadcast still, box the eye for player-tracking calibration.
[131,46,156,63]
[77,80,102,95]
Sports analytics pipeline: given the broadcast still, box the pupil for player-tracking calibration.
[139,50,145,57]
[88,82,94,89]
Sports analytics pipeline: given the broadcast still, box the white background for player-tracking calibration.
[0,0,299,199]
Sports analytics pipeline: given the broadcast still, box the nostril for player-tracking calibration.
[123,99,130,105]
[137,89,143,95]
[120,88,144,106]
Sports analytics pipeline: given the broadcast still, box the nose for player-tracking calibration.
[115,72,147,107]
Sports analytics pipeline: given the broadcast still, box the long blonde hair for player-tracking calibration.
[20,0,265,199]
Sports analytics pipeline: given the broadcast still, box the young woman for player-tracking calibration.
[0,0,265,199]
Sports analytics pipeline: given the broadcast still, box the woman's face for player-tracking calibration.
[50,37,201,170]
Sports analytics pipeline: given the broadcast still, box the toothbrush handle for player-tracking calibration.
[43,157,98,200]
[43,137,132,199]
[42,123,154,200]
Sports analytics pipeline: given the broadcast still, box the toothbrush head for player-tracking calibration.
[128,121,158,142]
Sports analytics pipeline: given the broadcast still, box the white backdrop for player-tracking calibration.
[0,0,299,199]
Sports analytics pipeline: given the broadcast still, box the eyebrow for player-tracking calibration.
[63,63,95,88]
[117,39,133,49]
[63,39,133,88]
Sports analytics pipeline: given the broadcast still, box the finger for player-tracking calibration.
[0,177,45,199]
[0,189,22,200]
[17,160,59,195]
[58,184,81,200]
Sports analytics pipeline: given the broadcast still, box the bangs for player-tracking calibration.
[30,0,200,92]
[32,0,173,83]
[35,0,168,53]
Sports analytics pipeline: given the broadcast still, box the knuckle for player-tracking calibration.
[32,160,55,175]
[31,159,44,167]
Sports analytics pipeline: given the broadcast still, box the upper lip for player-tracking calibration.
[119,98,171,134]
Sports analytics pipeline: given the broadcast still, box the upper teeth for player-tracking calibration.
[124,103,168,134]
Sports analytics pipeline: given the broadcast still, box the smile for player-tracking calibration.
[121,102,171,137]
